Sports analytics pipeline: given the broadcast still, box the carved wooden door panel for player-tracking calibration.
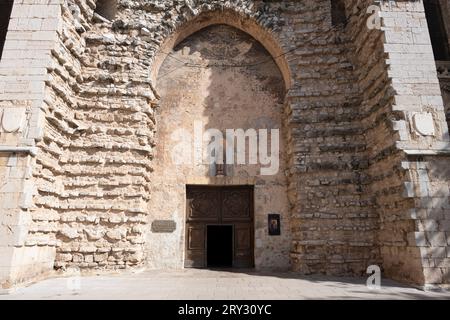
[185,186,254,268]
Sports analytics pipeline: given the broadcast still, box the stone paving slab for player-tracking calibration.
[1,269,450,300]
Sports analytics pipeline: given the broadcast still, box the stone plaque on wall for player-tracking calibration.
[151,220,177,233]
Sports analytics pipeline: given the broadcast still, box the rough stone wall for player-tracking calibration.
[438,0,450,55]
[51,0,293,272]
[142,0,381,274]
[380,0,450,287]
[344,0,425,284]
[436,0,450,129]
[440,73,450,129]
[406,157,450,286]
[426,0,450,286]
[344,0,450,286]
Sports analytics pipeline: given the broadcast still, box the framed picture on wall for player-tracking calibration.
[268,214,281,236]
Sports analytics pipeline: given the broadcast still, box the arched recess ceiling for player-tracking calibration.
[151,9,292,91]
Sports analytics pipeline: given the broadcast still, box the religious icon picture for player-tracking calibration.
[268,214,281,236]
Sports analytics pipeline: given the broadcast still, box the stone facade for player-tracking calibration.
[0,0,450,290]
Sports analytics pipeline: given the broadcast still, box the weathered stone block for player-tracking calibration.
[423,267,443,284]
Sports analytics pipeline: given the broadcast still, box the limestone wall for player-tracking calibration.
[344,0,450,286]
[1,0,450,289]
[380,0,450,287]
[438,0,450,55]
[0,0,63,290]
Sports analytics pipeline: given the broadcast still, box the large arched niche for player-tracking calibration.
[146,13,292,271]
[151,10,292,90]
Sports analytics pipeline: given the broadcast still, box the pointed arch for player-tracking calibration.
[94,0,117,21]
[0,0,14,60]
[151,9,292,90]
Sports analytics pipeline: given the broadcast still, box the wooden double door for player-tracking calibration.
[185,185,254,268]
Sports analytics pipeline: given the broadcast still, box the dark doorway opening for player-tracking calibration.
[185,185,254,268]
[207,225,233,268]
[0,0,14,60]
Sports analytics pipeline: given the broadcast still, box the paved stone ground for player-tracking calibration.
[1,269,450,300]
